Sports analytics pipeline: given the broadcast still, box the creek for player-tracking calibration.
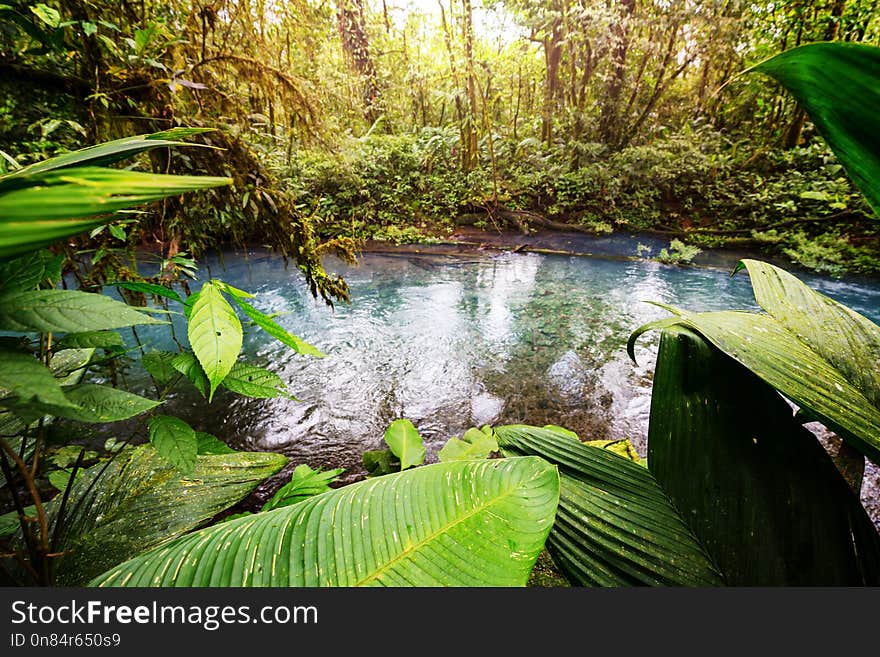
[122,233,880,521]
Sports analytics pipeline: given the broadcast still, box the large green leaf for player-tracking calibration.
[751,43,880,215]
[735,259,880,408]
[171,351,209,397]
[495,425,724,587]
[0,168,230,260]
[230,297,324,357]
[1,128,216,179]
[58,383,161,423]
[383,418,426,470]
[48,444,287,586]
[89,457,559,587]
[0,350,76,409]
[0,289,163,333]
[149,415,198,474]
[220,362,293,399]
[631,306,880,465]
[187,282,242,401]
[646,325,880,585]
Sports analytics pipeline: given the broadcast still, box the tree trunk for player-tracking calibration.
[461,0,479,171]
[598,0,636,147]
[337,0,381,124]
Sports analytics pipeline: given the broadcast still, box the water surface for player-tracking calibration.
[121,239,880,518]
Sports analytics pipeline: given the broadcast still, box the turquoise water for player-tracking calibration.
[123,243,880,493]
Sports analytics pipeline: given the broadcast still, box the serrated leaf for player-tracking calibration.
[0,289,162,333]
[171,351,208,397]
[230,297,324,357]
[196,432,234,455]
[220,361,292,399]
[261,464,344,511]
[57,330,123,350]
[110,280,182,304]
[81,20,97,36]
[148,415,198,474]
[0,350,75,409]
[142,351,179,385]
[438,427,498,462]
[187,282,242,401]
[58,384,160,423]
[90,457,559,587]
[383,418,425,470]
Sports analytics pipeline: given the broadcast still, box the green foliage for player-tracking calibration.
[753,43,880,216]
[90,457,560,587]
[438,426,498,462]
[261,464,344,511]
[657,239,702,265]
[631,260,880,464]
[645,325,880,585]
[496,425,725,586]
[187,281,243,401]
[383,418,426,470]
[48,445,287,586]
[148,415,198,475]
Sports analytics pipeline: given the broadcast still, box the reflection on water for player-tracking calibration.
[121,246,880,517]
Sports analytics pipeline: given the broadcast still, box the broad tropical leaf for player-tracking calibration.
[630,305,880,464]
[1,128,216,178]
[230,297,324,357]
[0,289,163,333]
[187,282,242,401]
[751,43,880,215]
[646,326,880,585]
[735,259,880,408]
[495,425,724,587]
[149,415,198,474]
[48,444,287,586]
[261,464,344,511]
[89,457,559,587]
[438,426,499,462]
[220,362,293,399]
[383,418,425,470]
[0,168,231,260]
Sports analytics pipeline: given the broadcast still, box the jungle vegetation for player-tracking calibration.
[1,1,880,588]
